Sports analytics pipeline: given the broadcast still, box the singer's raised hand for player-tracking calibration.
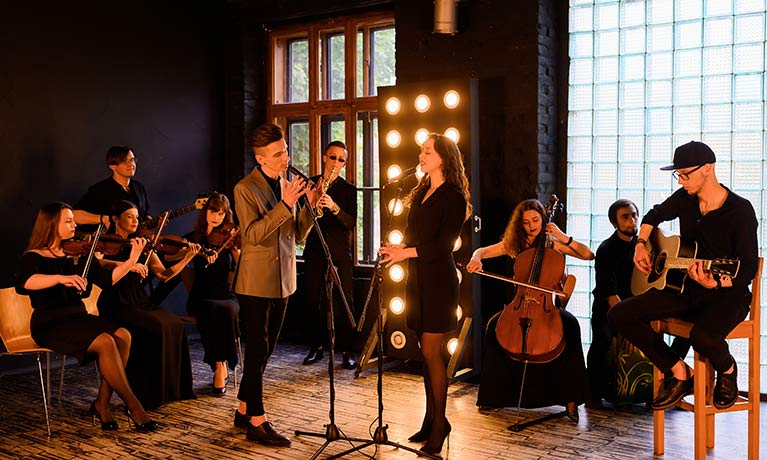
[282,176,308,207]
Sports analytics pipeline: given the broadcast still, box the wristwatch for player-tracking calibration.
[332,204,340,215]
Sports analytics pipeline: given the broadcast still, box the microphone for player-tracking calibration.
[384,166,418,186]
[287,165,317,186]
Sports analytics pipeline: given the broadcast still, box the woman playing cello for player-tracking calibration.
[466,199,594,421]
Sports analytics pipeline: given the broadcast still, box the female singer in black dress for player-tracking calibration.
[466,199,594,420]
[184,192,240,394]
[379,133,470,456]
[15,202,157,431]
[98,200,197,410]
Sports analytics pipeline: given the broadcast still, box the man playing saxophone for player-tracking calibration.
[301,141,359,369]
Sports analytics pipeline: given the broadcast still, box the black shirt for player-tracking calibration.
[75,176,150,232]
[642,185,758,290]
[303,176,357,260]
[592,231,635,312]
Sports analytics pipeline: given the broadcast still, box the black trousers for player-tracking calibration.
[586,303,613,401]
[303,253,356,352]
[608,287,751,374]
[236,294,288,416]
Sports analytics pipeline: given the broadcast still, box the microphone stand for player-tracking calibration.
[330,179,440,460]
[293,175,368,460]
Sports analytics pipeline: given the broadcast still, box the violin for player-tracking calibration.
[62,232,138,257]
[207,222,241,250]
[494,195,568,363]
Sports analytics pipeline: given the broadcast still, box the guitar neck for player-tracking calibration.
[664,257,711,271]
[139,204,196,229]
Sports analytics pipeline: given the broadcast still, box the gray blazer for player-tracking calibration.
[233,168,314,298]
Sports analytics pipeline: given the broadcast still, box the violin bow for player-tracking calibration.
[77,223,105,295]
[456,263,568,297]
[142,211,170,265]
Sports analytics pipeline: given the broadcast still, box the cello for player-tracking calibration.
[495,195,570,363]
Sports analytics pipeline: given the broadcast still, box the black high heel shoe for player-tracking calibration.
[408,421,432,442]
[421,420,451,456]
[89,402,118,431]
[125,408,158,433]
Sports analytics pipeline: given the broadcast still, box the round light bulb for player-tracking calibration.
[388,230,404,245]
[444,127,460,143]
[390,297,405,315]
[388,198,404,216]
[443,90,460,109]
[456,268,463,284]
[415,95,430,113]
[456,305,463,321]
[447,338,459,355]
[415,128,430,146]
[387,164,402,180]
[391,331,407,349]
[389,264,405,282]
[415,165,426,179]
[386,130,401,148]
[385,97,401,115]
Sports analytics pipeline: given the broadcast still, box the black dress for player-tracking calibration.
[15,252,120,364]
[185,231,240,372]
[404,183,467,334]
[98,250,194,409]
[477,257,587,409]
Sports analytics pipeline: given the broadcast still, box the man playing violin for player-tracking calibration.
[74,146,150,232]
[231,122,318,447]
[301,141,358,369]
[608,141,759,410]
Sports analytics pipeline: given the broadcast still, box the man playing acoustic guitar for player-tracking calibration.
[608,141,758,410]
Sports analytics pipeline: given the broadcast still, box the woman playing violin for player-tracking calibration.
[97,200,198,410]
[15,202,157,431]
[379,134,470,456]
[183,192,241,395]
[466,199,594,421]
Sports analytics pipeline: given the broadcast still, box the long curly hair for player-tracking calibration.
[25,202,72,252]
[405,133,472,219]
[501,199,546,257]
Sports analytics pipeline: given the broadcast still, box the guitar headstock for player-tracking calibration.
[709,258,741,278]
[195,196,209,209]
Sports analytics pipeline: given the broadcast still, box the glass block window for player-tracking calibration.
[568,0,767,393]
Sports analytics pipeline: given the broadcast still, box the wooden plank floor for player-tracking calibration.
[0,333,765,459]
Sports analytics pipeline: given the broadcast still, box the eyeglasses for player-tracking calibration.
[328,155,346,163]
[672,164,704,181]
[122,157,137,165]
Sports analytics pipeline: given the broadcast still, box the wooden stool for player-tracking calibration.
[652,257,762,460]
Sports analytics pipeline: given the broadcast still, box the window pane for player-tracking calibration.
[357,31,363,97]
[288,120,310,175]
[371,27,396,96]
[320,115,346,178]
[328,33,345,99]
[288,39,309,103]
[355,113,380,263]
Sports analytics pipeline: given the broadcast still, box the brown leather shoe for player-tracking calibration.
[246,421,291,447]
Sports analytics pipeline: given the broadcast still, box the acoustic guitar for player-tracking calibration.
[631,227,740,295]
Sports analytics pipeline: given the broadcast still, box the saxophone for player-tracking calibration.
[317,165,336,217]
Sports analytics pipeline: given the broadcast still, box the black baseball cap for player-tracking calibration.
[660,141,716,171]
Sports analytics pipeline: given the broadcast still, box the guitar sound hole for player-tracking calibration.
[654,253,666,274]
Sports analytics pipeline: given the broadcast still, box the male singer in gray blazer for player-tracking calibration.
[232,123,316,447]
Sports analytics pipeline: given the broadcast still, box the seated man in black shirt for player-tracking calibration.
[608,141,758,411]
[587,198,638,408]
